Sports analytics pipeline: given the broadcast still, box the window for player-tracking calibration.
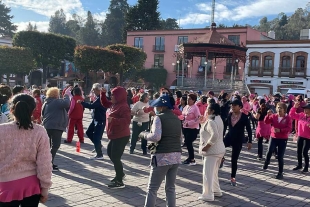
[178,36,188,44]
[296,56,305,68]
[226,58,233,73]
[264,56,273,68]
[251,56,259,68]
[134,37,143,49]
[155,37,165,51]
[154,54,164,68]
[281,56,290,68]
[228,35,240,46]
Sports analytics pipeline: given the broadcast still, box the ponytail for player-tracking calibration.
[11,94,36,130]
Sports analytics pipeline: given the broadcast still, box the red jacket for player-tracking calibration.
[132,94,140,104]
[264,114,292,139]
[32,96,42,123]
[289,107,310,139]
[68,95,84,119]
[100,87,131,139]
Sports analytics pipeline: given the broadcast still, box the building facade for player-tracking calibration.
[245,40,310,95]
[127,27,270,87]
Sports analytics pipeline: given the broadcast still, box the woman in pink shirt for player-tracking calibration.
[289,103,310,173]
[196,96,208,116]
[182,94,201,165]
[0,94,52,206]
[263,102,292,179]
[241,96,250,115]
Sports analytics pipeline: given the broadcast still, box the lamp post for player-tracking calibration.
[231,59,239,89]
[177,60,180,86]
[234,59,239,80]
[181,61,184,87]
[204,61,208,88]
[172,62,176,86]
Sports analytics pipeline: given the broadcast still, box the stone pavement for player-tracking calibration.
[39,111,310,207]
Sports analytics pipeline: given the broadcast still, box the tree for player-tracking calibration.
[66,19,80,40]
[48,9,68,35]
[78,11,100,46]
[26,22,37,31]
[13,31,76,84]
[125,0,161,31]
[74,45,124,82]
[217,23,227,28]
[0,1,17,37]
[105,44,147,84]
[0,46,34,84]
[160,18,180,30]
[101,0,129,46]
[139,68,167,90]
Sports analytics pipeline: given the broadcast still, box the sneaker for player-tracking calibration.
[219,157,225,169]
[183,159,196,165]
[293,166,302,171]
[89,156,104,160]
[230,178,237,186]
[257,156,262,161]
[52,164,59,172]
[214,192,223,197]
[111,174,126,183]
[302,168,308,174]
[64,140,72,144]
[92,146,103,153]
[108,180,125,189]
[129,150,134,154]
[275,173,283,180]
[198,196,214,201]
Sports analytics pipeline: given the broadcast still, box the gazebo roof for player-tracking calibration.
[180,23,248,62]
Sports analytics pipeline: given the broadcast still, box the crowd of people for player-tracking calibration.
[0,82,310,206]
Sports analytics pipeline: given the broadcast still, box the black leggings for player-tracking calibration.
[0,194,40,207]
[297,136,310,170]
[183,128,198,160]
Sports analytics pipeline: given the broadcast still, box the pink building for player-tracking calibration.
[127,27,270,87]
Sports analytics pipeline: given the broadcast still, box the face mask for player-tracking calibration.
[155,108,161,115]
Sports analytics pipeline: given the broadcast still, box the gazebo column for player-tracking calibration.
[231,56,235,89]
[204,51,209,88]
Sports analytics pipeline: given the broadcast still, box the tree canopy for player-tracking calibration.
[160,18,180,30]
[13,31,76,83]
[78,11,101,46]
[105,44,147,84]
[48,9,68,35]
[26,22,37,31]
[0,1,17,37]
[0,46,34,84]
[139,68,167,90]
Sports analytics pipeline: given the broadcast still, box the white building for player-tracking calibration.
[245,40,310,95]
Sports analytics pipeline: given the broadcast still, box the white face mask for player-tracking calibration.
[155,107,161,115]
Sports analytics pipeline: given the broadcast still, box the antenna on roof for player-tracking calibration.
[211,0,215,26]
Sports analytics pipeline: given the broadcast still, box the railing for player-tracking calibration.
[152,65,164,68]
[153,45,165,52]
[180,77,245,90]
[248,67,274,77]
[278,67,306,78]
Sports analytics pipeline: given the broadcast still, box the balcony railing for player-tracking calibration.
[153,45,165,52]
[152,65,164,68]
[278,67,306,78]
[248,67,274,77]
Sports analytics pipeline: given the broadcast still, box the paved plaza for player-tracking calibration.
[39,111,310,207]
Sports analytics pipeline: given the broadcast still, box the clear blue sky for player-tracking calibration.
[2,0,309,32]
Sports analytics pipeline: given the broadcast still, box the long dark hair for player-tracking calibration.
[0,94,8,105]
[11,94,36,130]
[208,103,221,116]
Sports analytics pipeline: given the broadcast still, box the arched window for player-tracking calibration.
[250,56,259,68]
[282,56,290,68]
[264,56,273,68]
[296,56,305,68]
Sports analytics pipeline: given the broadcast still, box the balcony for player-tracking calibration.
[278,67,307,78]
[248,67,274,77]
[153,45,165,52]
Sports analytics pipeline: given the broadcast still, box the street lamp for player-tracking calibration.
[213,66,216,82]
[177,60,180,86]
[172,62,176,86]
[231,59,239,89]
[204,61,208,88]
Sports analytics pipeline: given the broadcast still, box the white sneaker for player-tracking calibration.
[89,156,104,160]
[214,192,223,197]
[198,196,214,201]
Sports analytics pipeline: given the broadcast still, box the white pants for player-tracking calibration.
[201,154,224,200]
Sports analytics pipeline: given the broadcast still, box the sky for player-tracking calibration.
[2,0,310,32]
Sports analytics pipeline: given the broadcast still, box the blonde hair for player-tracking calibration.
[46,87,60,98]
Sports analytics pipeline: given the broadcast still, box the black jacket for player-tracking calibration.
[224,113,252,147]
[81,96,106,122]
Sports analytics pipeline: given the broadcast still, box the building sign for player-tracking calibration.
[250,80,271,83]
[280,81,303,85]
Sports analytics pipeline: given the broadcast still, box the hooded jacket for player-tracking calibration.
[289,107,310,139]
[100,87,131,139]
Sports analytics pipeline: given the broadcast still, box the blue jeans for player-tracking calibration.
[86,120,105,157]
[265,138,287,174]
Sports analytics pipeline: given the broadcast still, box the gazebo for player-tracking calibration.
[179,23,248,89]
